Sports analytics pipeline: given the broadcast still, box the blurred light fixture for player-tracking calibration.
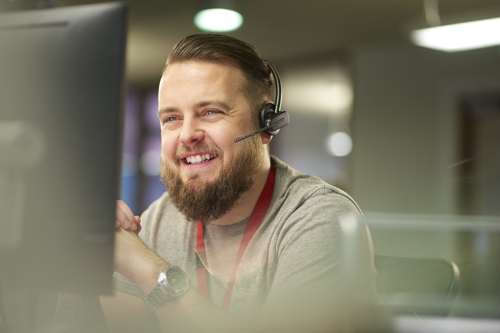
[326,132,352,157]
[194,0,243,32]
[140,150,161,176]
[410,0,500,52]
[329,82,353,110]
[283,68,353,115]
[411,17,500,52]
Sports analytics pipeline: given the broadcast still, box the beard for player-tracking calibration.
[160,135,264,224]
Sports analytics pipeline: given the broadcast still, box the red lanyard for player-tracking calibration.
[195,165,276,311]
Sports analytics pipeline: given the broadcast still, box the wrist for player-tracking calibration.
[143,266,191,312]
[129,246,171,295]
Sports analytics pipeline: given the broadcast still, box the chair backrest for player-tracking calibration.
[374,255,460,317]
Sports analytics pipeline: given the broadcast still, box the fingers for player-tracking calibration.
[115,200,134,228]
[115,200,142,233]
[129,216,141,233]
[134,215,142,233]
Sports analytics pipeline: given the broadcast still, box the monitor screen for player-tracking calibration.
[0,2,127,295]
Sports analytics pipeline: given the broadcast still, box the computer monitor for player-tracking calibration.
[0,2,127,295]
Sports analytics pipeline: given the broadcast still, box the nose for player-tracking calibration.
[179,117,204,145]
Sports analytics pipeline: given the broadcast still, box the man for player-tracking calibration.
[57,34,377,332]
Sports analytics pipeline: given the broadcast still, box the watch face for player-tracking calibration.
[166,267,189,290]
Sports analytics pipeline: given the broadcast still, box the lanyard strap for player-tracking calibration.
[195,165,276,311]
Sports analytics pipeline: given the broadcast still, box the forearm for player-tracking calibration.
[116,229,235,332]
[138,260,237,332]
[152,287,237,333]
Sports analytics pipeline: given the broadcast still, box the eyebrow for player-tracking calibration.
[157,107,176,119]
[157,100,233,118]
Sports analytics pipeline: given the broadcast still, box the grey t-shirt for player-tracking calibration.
[113,157,377,320]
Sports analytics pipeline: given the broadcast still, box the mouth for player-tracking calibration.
[183,153,218,165]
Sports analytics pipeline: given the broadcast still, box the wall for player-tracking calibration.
[349,43,500,313]
[350,42,500,215]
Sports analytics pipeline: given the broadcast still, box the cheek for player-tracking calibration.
[161,135,176,160]
[204,126,231,145]
[212,122,249,143]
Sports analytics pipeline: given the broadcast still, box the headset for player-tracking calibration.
[234,61,290,143]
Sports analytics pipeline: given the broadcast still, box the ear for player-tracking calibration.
[261,132,273,144]
[259,100,276,144]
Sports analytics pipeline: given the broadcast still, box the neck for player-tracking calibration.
[210,153,272,226]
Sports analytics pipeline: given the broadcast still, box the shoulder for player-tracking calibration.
[271,156,362,217]
[141,191,171,221]
[261,157,364,251]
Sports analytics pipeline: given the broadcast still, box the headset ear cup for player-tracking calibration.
[260,103,277,134]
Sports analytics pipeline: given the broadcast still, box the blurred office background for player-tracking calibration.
[70,0,500,317]
[109,0,498,319]
[2,0,500,330]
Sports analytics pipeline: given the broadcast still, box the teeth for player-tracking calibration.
[186,154,216,164]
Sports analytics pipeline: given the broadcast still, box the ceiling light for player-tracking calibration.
[194,8,243,32]
[410,17,500,52]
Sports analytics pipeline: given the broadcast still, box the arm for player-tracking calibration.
[109,199,244,332]
[105,195,377,332]
[100,290,160,333]
[104,227,236,333]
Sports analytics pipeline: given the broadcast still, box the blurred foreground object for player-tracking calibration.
[0,2,127,294]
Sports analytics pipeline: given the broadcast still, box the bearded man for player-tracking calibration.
[56,34,378,333]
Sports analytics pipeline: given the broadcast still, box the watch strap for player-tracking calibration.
[144,281,171,312]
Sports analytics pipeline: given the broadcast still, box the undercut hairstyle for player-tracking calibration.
[165,34,273,127]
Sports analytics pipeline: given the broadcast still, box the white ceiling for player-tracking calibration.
[59,0,500,87]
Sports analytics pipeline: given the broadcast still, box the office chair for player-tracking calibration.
[374,255,460,317]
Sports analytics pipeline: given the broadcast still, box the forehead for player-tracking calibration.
[159,61,247,102]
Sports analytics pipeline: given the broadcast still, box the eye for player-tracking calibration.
[205,110,220,116]
[163,116,177,124]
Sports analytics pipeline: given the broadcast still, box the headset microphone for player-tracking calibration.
[234,60,290,143]
[234,112,289,143]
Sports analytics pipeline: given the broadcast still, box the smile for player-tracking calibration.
[185,153,217,165]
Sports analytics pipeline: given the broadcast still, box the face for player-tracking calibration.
[158,61,266,222]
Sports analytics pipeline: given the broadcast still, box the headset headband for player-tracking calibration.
[264,60,282,112]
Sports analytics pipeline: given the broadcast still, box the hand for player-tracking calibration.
[115,200,142,233]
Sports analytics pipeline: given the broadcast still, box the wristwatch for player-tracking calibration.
[143,266,190,311]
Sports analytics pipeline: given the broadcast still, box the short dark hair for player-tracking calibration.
[165,34,273,124]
